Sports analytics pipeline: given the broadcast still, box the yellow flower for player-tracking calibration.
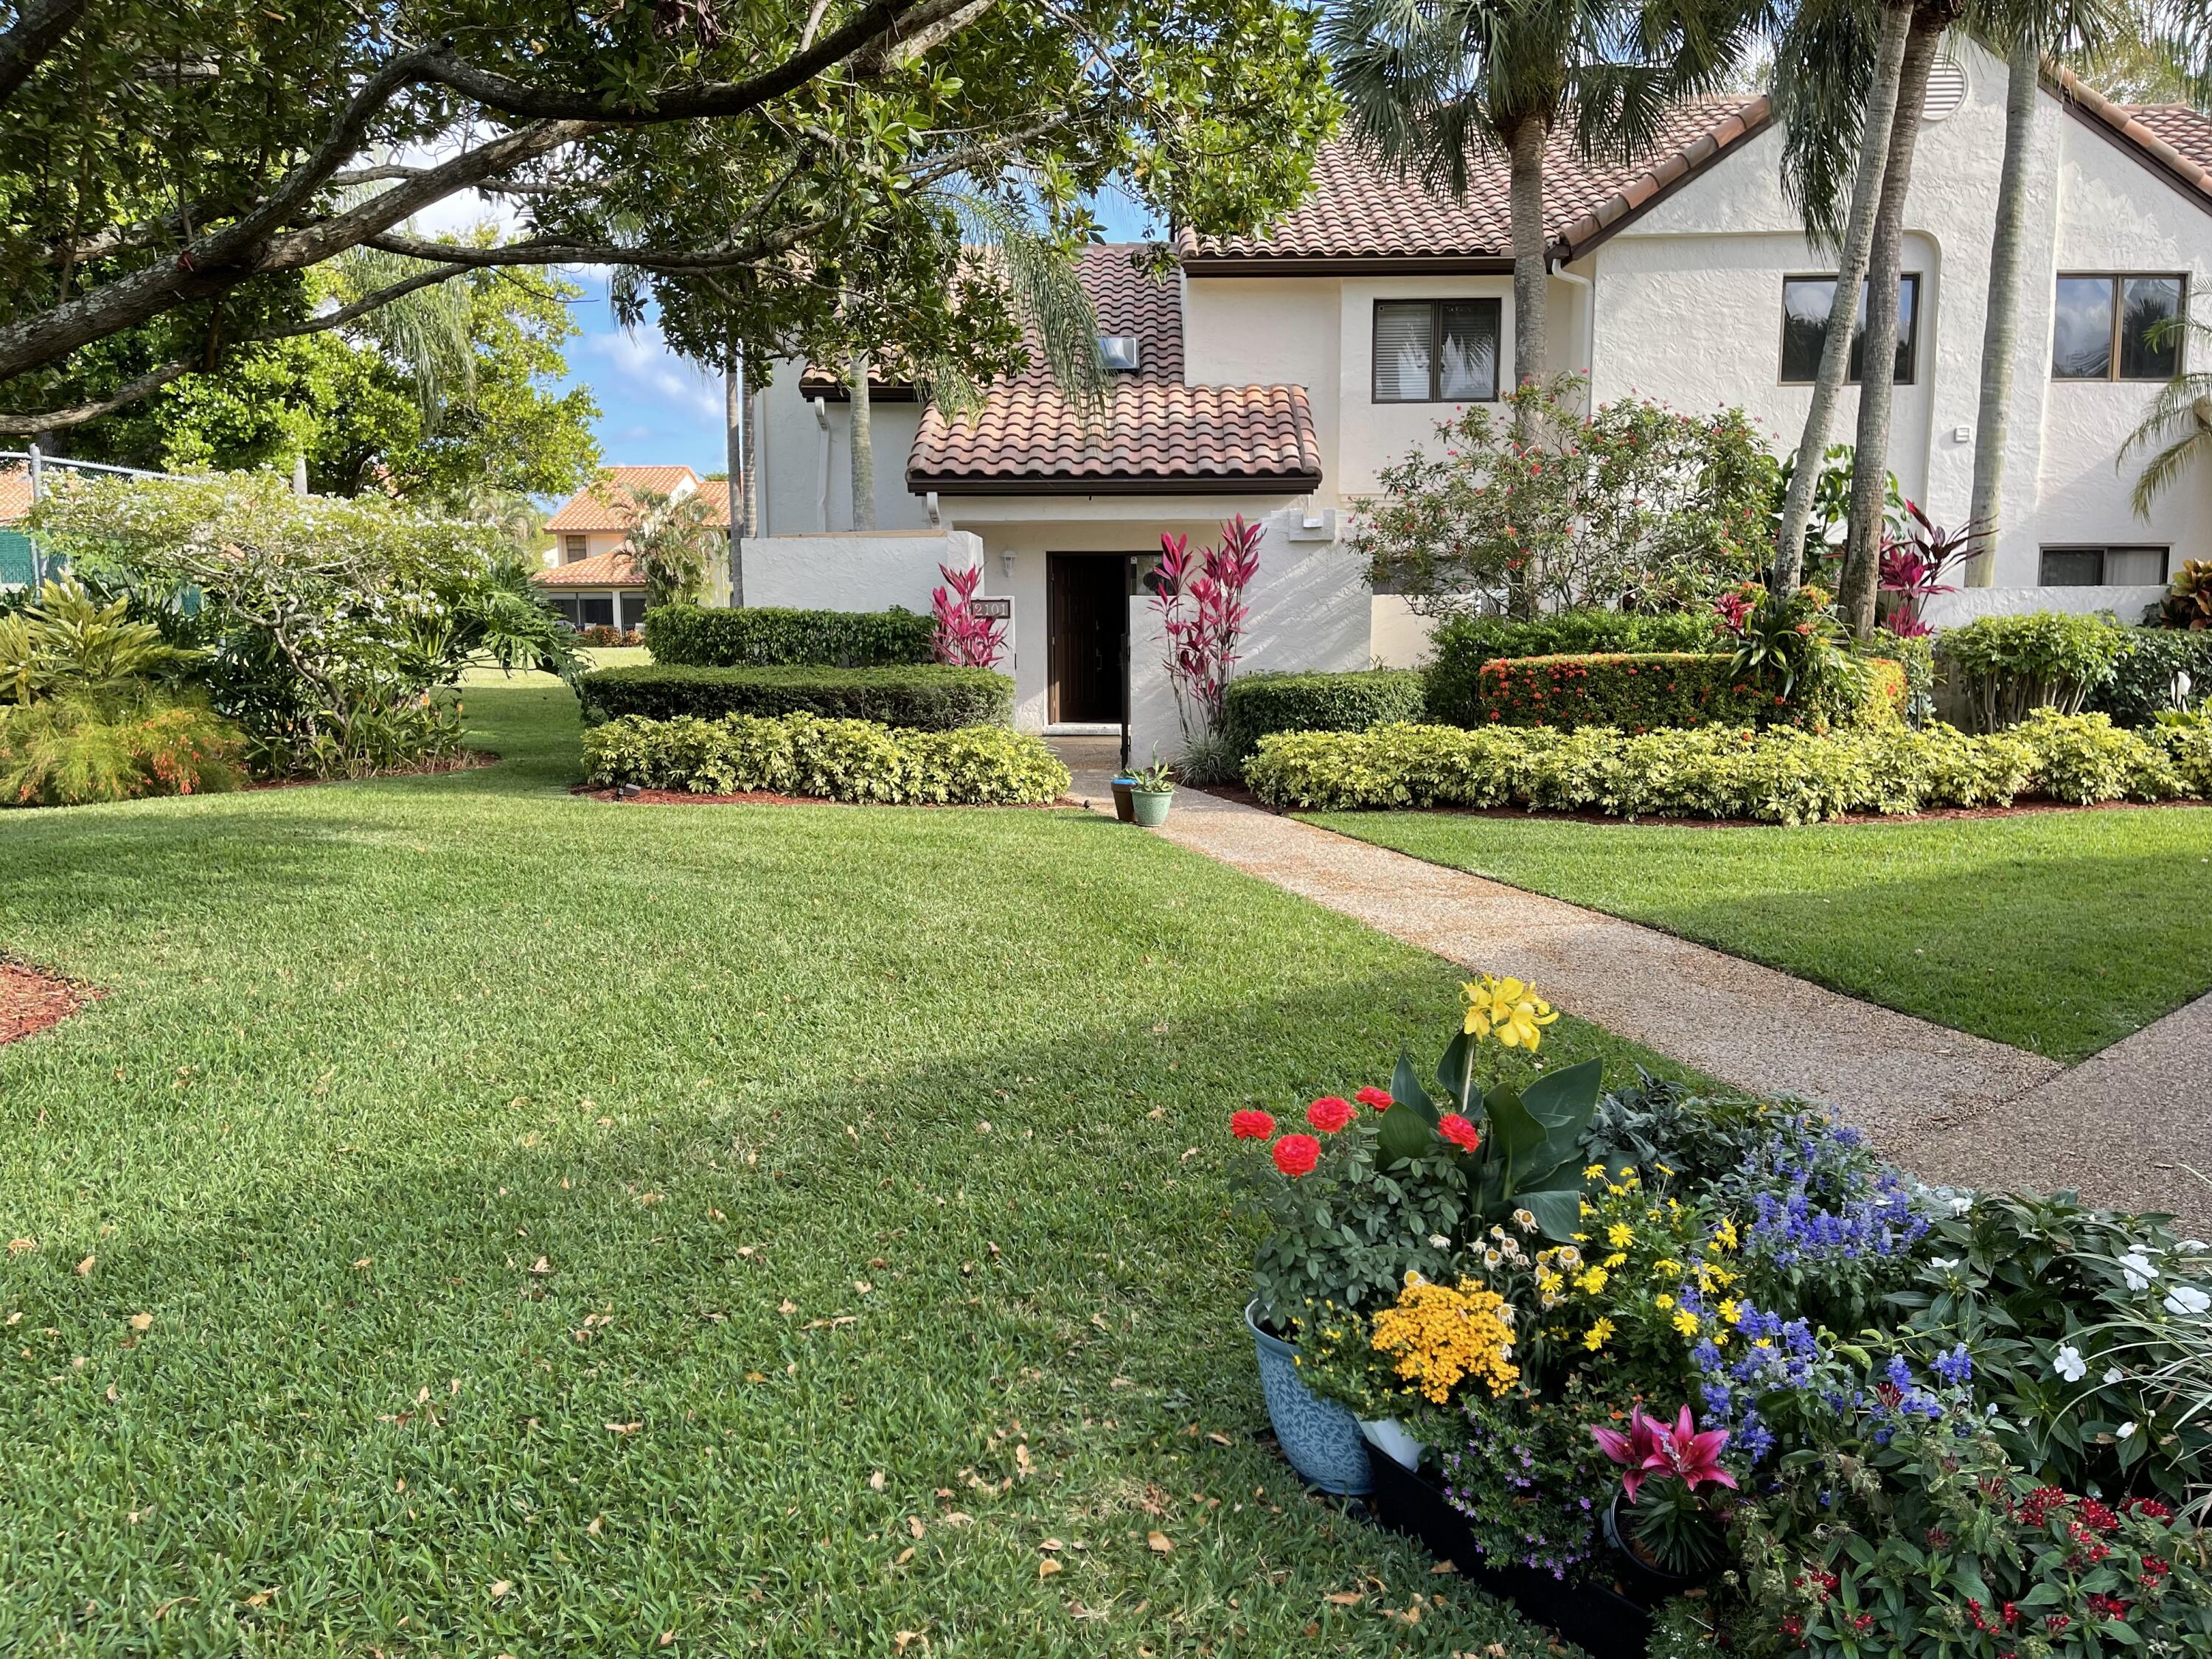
[1368,1277,1521,1403]
[1461,974,1561,1050]
[1606,1222,1635,1250]
[1573,1267,1608,1295]
[1713,1217,1739,1250]
[1652,1258,1683,1276]
[1582,1318,1615,1351]
[1672,1309,1700,1337]
[1583,1164,1607,1180]
[1719,1298,1742,1326]
[1601,1252,1628,1270]
[1655,1293,1674,1310]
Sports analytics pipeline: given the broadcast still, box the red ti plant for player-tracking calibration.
[1152,515,1262,740]
[1592,1405,1737,1576]
[1877,501,1984,638]
[930,561,1006,667]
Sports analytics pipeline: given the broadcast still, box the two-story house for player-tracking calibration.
[736,42,2212,748]
[536,465,732,630]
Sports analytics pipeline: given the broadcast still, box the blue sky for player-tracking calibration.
[523,191,1166,479]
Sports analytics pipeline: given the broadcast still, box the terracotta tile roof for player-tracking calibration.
[0,468,28,525]
[909,244,1318,492]
[2051,66,2212,211]
[1180,97,1770,268]
[532,549,643,588]
[544,466,703,531]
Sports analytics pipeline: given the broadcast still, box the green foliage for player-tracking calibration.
[618,484,721,609]
[580,712,1068,804]
[578,664,1012,731]
[1352,380,1775,617]
[29,473,575,777]
[1939,612,2132,732]
[643,604,935,669]
[2164,558,2212,630]
[1471,650,1903,733]
[2085,627,2212,726]
[1219,669,1429,757]
[0,688,246,806]
[1427,608,1720,727]
[0,579,195,703]
[1720,582,1865,717]
[1239,717,2167,824]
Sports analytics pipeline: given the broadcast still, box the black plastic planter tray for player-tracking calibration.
[1366,1453,1655,1659]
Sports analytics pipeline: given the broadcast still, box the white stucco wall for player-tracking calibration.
[737,530,983,615]
[751,360,933,537]
[1918,583,2167,625]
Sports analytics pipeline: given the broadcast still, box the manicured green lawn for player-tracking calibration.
[0,678,1693,1656]
[1305,807,2212,1063]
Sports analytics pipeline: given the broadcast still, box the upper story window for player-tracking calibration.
[563,533,588,561]
[1373,299,1500,403]
[2040,544,2168,586]
[2052,274,2184,380]
[1779,274,1921,384]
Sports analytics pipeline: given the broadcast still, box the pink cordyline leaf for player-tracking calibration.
[930,561,1005,667]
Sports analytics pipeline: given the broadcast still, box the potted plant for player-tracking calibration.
[1108,771,1138,822]
[1592,1406,1737,1598]
[1128,758,1175,827]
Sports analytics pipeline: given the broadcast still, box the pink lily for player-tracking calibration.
[1590,1405,1737,1502]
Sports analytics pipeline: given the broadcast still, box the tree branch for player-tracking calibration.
[0,360,191,433]
[0,0,88,105]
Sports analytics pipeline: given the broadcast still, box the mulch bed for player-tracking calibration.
[0,960,97,1046]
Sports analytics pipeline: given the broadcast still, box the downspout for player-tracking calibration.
[1548,260,1596,395]
[810,394,831,532]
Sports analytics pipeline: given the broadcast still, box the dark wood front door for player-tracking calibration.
[1048,554,1128,724]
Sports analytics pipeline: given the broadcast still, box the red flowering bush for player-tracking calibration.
[1271,1134,1321,1178]
[1306,1095,1356,1133]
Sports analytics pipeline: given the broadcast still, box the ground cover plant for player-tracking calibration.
[0,678,1714,1656]
[1302,804,2212,1062]
[1232,996,2212,1656]
[584,711,1068,804]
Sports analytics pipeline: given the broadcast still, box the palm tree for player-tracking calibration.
[2118,313,2212,513]
[624,484,722,609]
[1327,0,1766,433]
[1966,0,2133,588]
[1770,0,1916,597]
[849,347,876,532]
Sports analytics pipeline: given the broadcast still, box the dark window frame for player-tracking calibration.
[2051,272,2187,382]
[562,532,588,560]
[1778,272,1923,386]
[1371,297,1503,404]
[2037,544,2171,585]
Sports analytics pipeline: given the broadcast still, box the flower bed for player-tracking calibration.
[1244,711,2212,824]
[1231,984,2212,1655]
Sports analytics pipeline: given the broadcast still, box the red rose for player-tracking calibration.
[1306,1096,1356,1133]
[1271,1134,1321,1178]
[1354,1086,1394,1111]
[1437,1113,1483,1153]
[1229,1110,1276,1141]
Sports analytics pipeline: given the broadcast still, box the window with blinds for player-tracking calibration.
[1373,299,1500,403]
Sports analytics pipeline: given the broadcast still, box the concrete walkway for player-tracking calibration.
[1062,757,2211,1226]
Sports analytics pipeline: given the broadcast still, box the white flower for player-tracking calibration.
[1950,1197,1973,1216]
[2120,1251,2160,1290]
[2163,1284,2211,1316]
[1930,1256,1959,1272]
[1512,1208,1537,1232]
[2053,1343,2088,1382]
[2181,1239,2208,1253]
[2117,1422,2138,1441]
[2104,1366,2126,1385]
[1427,1234,1451,1251]
[1484,1249,1502,1269]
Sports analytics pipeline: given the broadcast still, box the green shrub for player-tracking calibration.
[1470,652,1903,733]
[1237,715,2191,825]
[1219,669,1427,757]
[0,689,247,806]
[577,664,1012,730]
[642,603,934,667]
[581,712,1068,804]
[2084,627,2212,726]
[1938,611,2130,731]
[1427,608,1719,726]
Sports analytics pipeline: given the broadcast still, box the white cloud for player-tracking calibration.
[578,321,724,423]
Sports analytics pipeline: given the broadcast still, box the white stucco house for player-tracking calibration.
[536,465,733,630]
[727,44,2211,752]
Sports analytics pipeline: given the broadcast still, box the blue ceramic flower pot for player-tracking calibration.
[1245,1299,1373,1495]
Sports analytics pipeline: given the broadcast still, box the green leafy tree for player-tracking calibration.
[619,484,723,609]
[0,0,1335,435]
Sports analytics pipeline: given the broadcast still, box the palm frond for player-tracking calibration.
[1772,0,1880,249]
[324,183,480,427]
[942,191,1107,423]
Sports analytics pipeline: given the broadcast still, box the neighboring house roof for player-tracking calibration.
[532,549,644,588]
[545,465,703,532]
[0,469,28,526]
[1178,97,1772,271]
[908,243,1322,493]
[2051,66,2212,211]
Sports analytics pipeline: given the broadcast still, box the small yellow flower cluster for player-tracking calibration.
[1461,974,1560,1051]
[1369,1272,1521,1404]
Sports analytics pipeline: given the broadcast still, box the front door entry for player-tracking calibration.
[1047,553,1129,725]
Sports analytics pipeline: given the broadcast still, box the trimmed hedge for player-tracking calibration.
[1938,611,2130,731]
[577,664,1012,731]
[642,603,933,668]
[1242,710,2208,825]
[582,712,1069,804]
[1471,652,1905,732]
[2085,629,2212,727]
[1220,669,1428,757]
[1427,609,1719,726]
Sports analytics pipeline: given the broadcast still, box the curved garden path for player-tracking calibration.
[1060,752,2209,1226]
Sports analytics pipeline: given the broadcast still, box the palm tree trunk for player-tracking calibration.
[1840,12,1944,638]
[1967,34,2038,588]
[1773,0,1914,597]
[1506,110,1549,619]
[725,335,745,605]
[849,347,876,533]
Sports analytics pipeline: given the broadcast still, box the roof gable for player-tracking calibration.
[2051,66,2212,213]
[545,465,709,532]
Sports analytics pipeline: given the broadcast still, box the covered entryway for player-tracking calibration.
[1047,552,1131,726]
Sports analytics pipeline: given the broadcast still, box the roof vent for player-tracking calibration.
[1099,333,1142,372]
[1922,58,1967,123]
